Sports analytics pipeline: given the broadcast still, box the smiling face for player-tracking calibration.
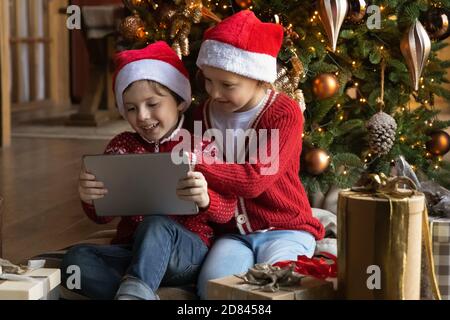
[201,66,267,113]
[122,80,184,142]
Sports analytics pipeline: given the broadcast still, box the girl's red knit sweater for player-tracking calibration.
[81,117,237,247]
[193,91,325,240]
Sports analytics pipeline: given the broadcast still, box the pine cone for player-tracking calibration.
[366,111,397,156]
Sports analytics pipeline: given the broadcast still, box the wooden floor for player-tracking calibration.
[0,137,118,264]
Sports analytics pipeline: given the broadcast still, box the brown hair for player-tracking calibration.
[123,80,183,105]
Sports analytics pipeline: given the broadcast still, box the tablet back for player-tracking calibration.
[83,153,198,216]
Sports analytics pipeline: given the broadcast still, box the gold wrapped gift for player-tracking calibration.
[207,275,336,300]
[337,189,425,299]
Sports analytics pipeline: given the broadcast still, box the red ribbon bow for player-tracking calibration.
[273,252,338,280]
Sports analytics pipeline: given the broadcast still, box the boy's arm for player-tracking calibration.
[196,104,304,199]
[79,133,133,224]
[81,201,114,224]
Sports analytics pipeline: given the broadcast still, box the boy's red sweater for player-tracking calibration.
[193,91,325,240]
[81,118,237,247]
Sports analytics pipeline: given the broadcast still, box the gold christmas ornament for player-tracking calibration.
[304,148,331,175]
[400,19,431,91]
[426,130,450,156]
[119,14,147,42]
[235,0,253,9]
[347,0,366,23]
[424,7,450,41]
[318,0,349,52]
[312,73,340,100]
[130,0,148,8]
[172,41,182,58]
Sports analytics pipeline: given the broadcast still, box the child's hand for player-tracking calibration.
[78,167,108,205]
[176,171,210,209]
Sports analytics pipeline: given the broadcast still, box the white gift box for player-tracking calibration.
[0,268,61,300]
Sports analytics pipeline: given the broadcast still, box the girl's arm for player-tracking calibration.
[196,101,304,198]
[202,188,236,223]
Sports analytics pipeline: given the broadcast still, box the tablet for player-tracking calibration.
[83,152,198,216]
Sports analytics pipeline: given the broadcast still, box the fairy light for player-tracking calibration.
[352,61,356,66]
[431,78,435,82]
[421,85,425,89]
[354,82,359,87]
[339,115,344,120]
[380,46,384,50]
[337,103,341,108]
[400,136,406,142]
[435,165,440,170]
[438,156,443,162]
[411,165,416,171]
[274,14,280,24]
[401,107,406,111]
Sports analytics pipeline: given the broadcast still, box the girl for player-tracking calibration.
[61,42,236,300]
[192,10,325,299]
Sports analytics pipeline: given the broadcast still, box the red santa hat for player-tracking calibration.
[196,10,283,83]
[113,41,191,116]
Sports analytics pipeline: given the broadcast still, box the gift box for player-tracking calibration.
[0,268,61,300]
[337,190,425,300]
[207,275,336,300]
[429,217,450,300]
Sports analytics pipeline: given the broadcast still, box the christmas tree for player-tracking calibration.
[118,0,450,194]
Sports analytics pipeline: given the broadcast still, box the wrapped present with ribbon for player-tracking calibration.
[337,174,441,300]
[429,216,450,300]
[0,259,61,300]
[207,254,337,300]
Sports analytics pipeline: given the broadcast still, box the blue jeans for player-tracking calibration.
[196,230,316,299]
[60,215,208,300]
